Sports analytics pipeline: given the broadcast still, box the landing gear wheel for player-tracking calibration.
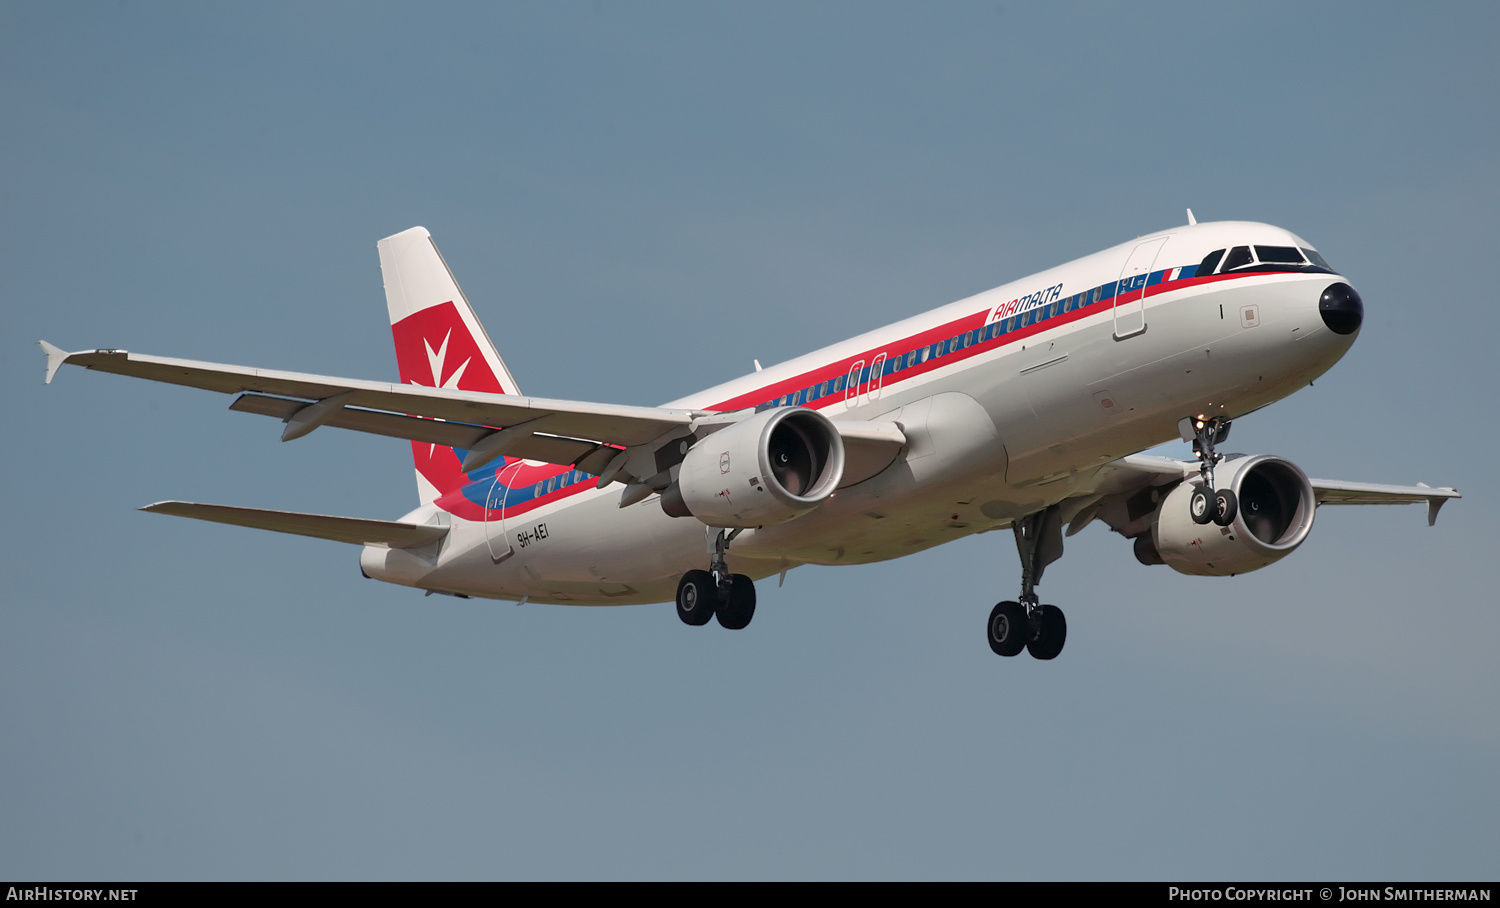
[715,574,757,630]
[675,570,716,626]
[1212,488,1238,527]
[1026,604,1067,660]
[988,600,1029,657]
[1190,486,1214,525]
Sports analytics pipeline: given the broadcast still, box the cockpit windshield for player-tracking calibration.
[1196,244,1335,277]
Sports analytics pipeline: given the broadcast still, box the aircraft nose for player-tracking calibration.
[1319,282,1363,335]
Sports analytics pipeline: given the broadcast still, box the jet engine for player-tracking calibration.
[660,407,845,528]
[1144,454,1317,576]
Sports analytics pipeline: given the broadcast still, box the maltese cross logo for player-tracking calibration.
[421,328,472,390]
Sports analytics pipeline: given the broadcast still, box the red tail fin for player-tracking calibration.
[378,227,520,503]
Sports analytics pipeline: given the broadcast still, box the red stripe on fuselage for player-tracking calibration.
[445,267,1280,520]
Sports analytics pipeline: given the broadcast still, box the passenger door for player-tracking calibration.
[1113,237,1168,340]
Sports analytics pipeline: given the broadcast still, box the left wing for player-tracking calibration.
[41,343,908,487]
[45,342,695,445]
[42,342,701,478]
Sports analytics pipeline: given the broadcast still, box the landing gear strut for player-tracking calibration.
[1186,416,1237,527]
[988,507,1068,660]
[675,528,757,630]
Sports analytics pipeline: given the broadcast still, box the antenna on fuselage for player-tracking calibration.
[1186,208,1197,226]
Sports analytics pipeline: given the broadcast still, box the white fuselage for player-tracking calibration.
[360,221,1357,604]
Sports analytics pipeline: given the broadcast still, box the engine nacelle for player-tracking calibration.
[661,407,845,528]
[1150,454,1316,576]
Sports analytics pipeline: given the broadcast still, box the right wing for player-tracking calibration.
[1304,477,1462,526]
[1072,454,1460,538]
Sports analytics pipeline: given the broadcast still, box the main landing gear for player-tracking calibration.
[988,508,1068,660]
[675,528,757,630]
[1186,415,1237,527]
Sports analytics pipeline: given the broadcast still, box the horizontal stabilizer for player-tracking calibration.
[141,501,449,548]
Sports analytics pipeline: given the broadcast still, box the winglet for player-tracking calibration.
[39,340,69,384]
[1416,482,1459,526]
[1428,495,1451,527]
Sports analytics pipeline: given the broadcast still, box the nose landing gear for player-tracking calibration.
[675,527,757,630]
[1185,416,1237,527]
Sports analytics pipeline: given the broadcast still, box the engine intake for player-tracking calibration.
[661,407,845,528]
[1150,454,1316,576]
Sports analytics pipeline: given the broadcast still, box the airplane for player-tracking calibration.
[40,215,1460,660]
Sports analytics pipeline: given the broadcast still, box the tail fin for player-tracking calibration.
[378,227,521,504]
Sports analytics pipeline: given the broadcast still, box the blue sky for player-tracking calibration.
[3,1,1497,880]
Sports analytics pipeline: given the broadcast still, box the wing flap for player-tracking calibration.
[141,501,450,548]
[230,393,492,449]
[230,393,623,471]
